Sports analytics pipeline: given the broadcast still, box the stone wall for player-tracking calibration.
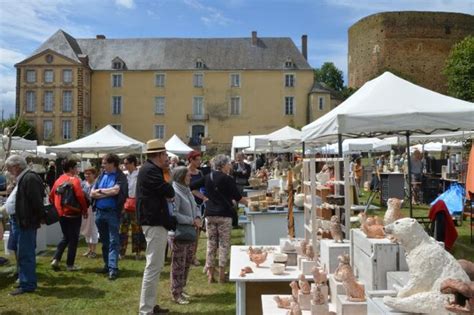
[348,11,474,93]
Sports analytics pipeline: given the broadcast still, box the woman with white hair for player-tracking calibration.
[169,166,201,304]
[190,154,248,283]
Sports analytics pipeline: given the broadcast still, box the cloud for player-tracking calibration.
[183,0,234,26]
[115,0,135,9]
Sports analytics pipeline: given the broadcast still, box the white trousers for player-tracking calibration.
[139,225,168,315]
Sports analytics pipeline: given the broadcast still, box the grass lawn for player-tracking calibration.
[0,229,245,315]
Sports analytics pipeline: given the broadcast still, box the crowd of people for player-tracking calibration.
[0,138,257,314]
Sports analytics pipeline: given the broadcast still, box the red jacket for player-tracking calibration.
[49,174,88,217]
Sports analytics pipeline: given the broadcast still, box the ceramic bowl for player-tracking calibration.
[273,253,288,263]
[270,263,285,275]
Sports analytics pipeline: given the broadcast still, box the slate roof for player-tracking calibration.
[310,81,342,99]
[29,30,312,71]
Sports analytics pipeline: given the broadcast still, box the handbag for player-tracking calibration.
[174,223,197,242]
[124,197,136,212]
[43,203,59,225]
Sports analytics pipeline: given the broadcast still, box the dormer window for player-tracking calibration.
[111,57,125,70]
[284,58,294,68]
[195,58,205,69]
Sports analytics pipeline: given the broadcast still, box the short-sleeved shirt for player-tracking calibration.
[95,171,118,209]
[190,171,241,218]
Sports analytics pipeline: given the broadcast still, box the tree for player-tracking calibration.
[314,62,344,91]
[0,117,37,140]
[444,35,474,102]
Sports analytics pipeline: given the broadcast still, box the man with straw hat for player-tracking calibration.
[137,139,175,314]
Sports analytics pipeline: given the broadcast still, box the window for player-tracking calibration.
[230,73,240,87]
[62,120,72,140]
[112,74,122,88]
[113,62,123,70]
[154,125,165,139]
[155,74,165,87]
[112,96,122,115]
[230,97,241,115]
[26,91,36,112]
[193,97,204,115]
[285,58,294,68]
[44,70,54,83]
[193,73,203,88]
[26,70,36,83]
[44,91,54,112]
[62,91,73,112]
[111,124,122,132]
[285,74,295,87]
[154,96,165,115]
[63,69,72,83]
[195,59,205,69]
[43,120,53,139]
[45,54,54,63]
[285,96,294,115]
[318,96,324,111]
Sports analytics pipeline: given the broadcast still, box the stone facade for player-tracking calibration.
[348,11,474,94]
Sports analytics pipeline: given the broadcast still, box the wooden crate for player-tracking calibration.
[350,229,407,291]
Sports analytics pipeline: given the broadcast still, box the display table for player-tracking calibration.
[242,209,304,245]
[261,295,311,315]
[230,245,312,315]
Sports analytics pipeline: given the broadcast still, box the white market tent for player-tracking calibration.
[302,72,474,144]
[1,135,37,151]
[410,141,463,153]
[314,138,392,154]
[231,135,266,159]
[47,125,145,154]
[254,126,302,152]
[165,134,193,155]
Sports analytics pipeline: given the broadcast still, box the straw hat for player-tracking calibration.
[144,139,167,154]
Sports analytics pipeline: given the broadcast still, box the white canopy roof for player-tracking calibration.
[255,126,302,152]
[410,141,463,153]
[47,125,145,154]
[302,72,474,144]
[231,135,266,159]
[314,138,392,154]
[165,134,193,155]
[1,135,37,151]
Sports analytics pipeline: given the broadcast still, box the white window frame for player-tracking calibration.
[192,96,204,115]
[26,70,36,83]
[44,91,54,112]
[43,120,53,140]
[44,70,54,83]
[62,90,73,112]
[112,73,123,88]
[111,124,122,132]
[230,96,241,115]
[62,120,72,140]
[112,61,123,70]
[63,69,73,84]
[154,124,165,139]
[155,73,166,87]
[230,73,241,88]
[112,96,122,115]
[154,96,165,115]
[285,73,295,87]
[26,91,36,112]
[318,96,324,111]
[284,96,295,115]
[193,73,204,88]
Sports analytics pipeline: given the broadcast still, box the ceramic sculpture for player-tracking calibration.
[338,260,366,302]
[249,251,267,267]
[298,274,311,294]
[383,218,470,315]
[384,198,403,225]
[290,281,299,300]
[274,295,295,309]
[334,254,351,282]
[359,212,385,239]
[440,278,474,314]
[330,215,344,242]
[312,266,328,285]
[312,284,325,305]
[305,244,315,261]
[286,301,302,315]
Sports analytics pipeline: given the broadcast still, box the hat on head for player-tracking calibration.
[144,139,167,154]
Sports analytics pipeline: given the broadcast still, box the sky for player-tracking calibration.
[0,0,472,118]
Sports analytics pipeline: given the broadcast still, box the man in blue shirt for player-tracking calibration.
[91,153,128,280]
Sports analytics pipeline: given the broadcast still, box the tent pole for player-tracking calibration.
[406,131,413,217]
[338,134,343,157]
[302,141,305,158]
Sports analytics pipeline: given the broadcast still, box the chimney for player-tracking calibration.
[96,35,106,39]
[301,34,308,60]
[251,31,257,46]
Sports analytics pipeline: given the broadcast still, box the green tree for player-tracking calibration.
[338,86,358,100]
[444,35,474,102]
[0,117,37,140]
[313,62,344,91]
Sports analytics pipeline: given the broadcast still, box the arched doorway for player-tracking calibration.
[191,124,205,145]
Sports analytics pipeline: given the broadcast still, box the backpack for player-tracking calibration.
[56,180,81,215]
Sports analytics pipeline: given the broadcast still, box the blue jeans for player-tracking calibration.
[7,216,19,251]
[95,209,120,274]
[17,227,37,292]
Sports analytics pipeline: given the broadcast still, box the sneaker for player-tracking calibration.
[174,296,190,305]
[66,265,81,272]
[152,305,169,314]
[181,291,190,298]
[51,259,60,271]
[82,251,91,257]
[88,252,97,258]
[108,272,118,281]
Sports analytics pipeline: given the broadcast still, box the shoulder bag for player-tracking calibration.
[174,223,197,242]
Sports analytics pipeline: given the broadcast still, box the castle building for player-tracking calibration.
[348,11,474,94]
[15,30,337,148]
